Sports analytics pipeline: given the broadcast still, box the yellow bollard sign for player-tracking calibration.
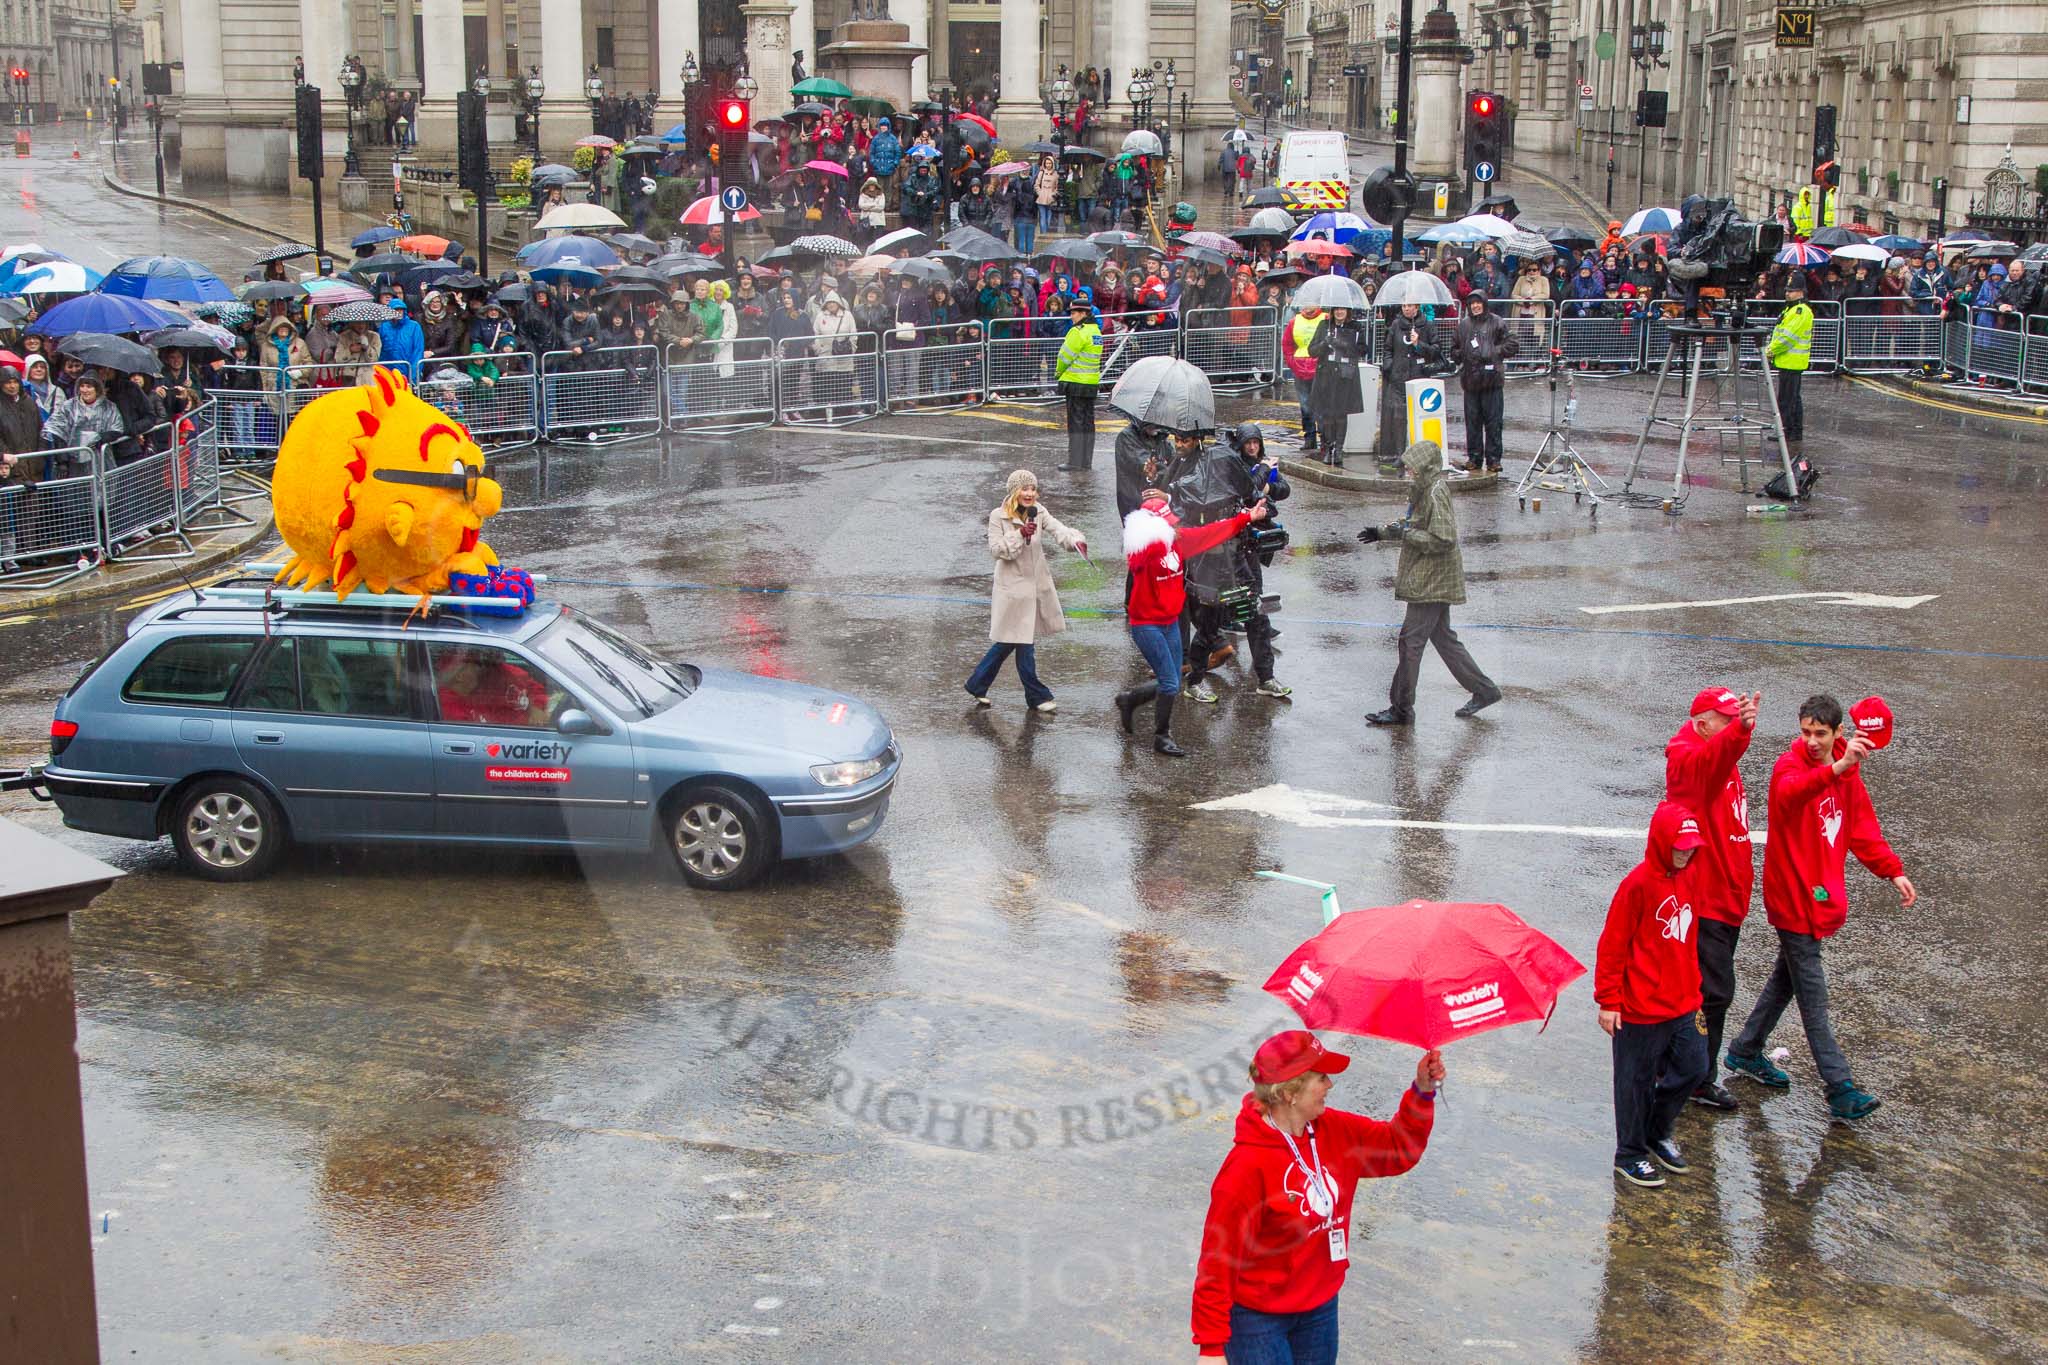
[1405,376,1446,449]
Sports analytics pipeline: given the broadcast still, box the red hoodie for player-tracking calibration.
[1664,715,1755,925]
[1762,737,1904,939]
[1123,506,1253,627]
[1594,801,1706,1024]
[1191,1089,1434,1355]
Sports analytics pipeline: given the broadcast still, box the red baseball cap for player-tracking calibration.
[1673,813,1708,851]
[1252,1030,1351,1085]
[1690,686,1742,717]
[1849,695,1894,749]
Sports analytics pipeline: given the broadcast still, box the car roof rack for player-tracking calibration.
[151,564,548,629]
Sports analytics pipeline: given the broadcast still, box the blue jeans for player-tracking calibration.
[1014,216,1037,254]
[1077,196,1095,227]
[1292,376,1319,445]
[1038,203,1054,232]
[965,642,1052,705]
[1128,623,1182,696]
[1224,1294,1339,1365]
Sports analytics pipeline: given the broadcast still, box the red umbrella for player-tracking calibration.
[803,158,850,177]
[1264,900,1585,1049]
[954,111,997,137]
[679,194,762,226]
[1285,239,1353,260]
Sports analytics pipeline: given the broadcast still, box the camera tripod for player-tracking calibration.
[1514,349,1607,509]
[1619,309,1800,512]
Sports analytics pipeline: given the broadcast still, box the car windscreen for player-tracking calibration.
[530,613,697,719]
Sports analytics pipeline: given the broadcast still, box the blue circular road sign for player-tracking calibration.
[1474,161,1496,183]
[720,185,749,212]
[1419,387,1443,412]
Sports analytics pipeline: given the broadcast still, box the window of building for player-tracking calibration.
[595,26,615,69]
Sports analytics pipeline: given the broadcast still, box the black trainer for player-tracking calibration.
[1455,688,1503,719]
[1691,1083,1740,1111]
[1365,706,1413,727]
[1650,1138,1689,1174]
[1614,1157,1665,1188]
[1154,735,1188,758]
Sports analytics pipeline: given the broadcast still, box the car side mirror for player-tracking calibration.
[556,708,604,735]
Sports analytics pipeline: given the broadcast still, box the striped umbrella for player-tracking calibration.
[1775,241,1829,267]
[679,194,762,225]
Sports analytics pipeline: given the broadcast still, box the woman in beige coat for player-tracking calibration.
[965,469,1087,712]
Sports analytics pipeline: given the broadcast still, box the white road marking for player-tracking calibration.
[723,1323,783,1336]
[753,1297,784,1311]
[1195,783,1767,843]
[1581,590,1938,616]
[715,1210,773,1221]
[701,1169,760,1183]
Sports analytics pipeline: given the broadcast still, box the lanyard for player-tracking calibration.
[1272,1120,1334,1225]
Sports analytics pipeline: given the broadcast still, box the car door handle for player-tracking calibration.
[253,731,283,744]
[444,742,475,754]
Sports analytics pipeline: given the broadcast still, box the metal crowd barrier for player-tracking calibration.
[985,318,1068,402]
[664,337,777,434]
[211,363,324,464]
[541,345,665,445]
[0,446,102,589]
[1955,308,2026,388]
[883,321,987,411]
[1556,303,1648,372]
[101,433,194,563]
[775,331,881,427]
[418,350,541,451]
[1181,306,1280,394]
[1098,309,1180,385]
[2023,316,2048,395]
[1840,299,1946,374]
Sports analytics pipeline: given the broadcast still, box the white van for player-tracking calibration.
[1275,130,1351,211]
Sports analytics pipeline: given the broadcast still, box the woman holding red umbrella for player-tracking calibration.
[1191,1030,1444,1361]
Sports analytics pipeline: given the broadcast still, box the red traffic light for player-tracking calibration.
[718,99,748,129]
[1471,94,1495,117]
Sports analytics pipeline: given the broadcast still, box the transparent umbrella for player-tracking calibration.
[1373,270,1456,309]
[1108,355,1216,435]
[1290,274,1370,311]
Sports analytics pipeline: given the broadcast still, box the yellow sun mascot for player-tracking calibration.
[270,366,504,603]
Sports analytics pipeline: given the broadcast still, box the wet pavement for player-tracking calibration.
[5,145,2048,1362]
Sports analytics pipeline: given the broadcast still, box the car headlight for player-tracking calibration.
[810,757,885,787]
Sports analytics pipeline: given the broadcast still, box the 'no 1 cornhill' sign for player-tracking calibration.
[1776,7,1815,47]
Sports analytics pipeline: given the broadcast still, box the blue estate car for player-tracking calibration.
[37,590,899,888]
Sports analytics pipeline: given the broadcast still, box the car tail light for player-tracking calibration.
[50,717,78,758]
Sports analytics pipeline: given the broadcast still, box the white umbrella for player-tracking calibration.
[1502,230,1555,259]
[1455,213,1518,239]
[869,226,931,256]
[1290,274,1370,310]
[1249,207,1297,234]
[2,242,52,262]
[1622,206,1681,236]
[1121,129,1164,157]
[9,261,101,295]
[1373,270,1456,309]
[534,202,629,231]
[1830,243,1890,264]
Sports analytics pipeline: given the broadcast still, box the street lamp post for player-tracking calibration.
[1628,21,1668,203]
[680,50,700,154]
[522,65,545,160]
[338,57,364,178]
[1051,64,1074,138]
[469,69,493,273]
[1162,60,1178,180]
[585,65,605,136]
[733,63,758,188]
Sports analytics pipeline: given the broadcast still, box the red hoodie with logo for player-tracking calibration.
[1123,506,1253,627]
[1664,715,1755,925]
[1762,737,1903,939]
[1594,800,1706,1025]
[1190,1088,1435,1355]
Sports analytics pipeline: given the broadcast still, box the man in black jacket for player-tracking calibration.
[1182,422,1292,700]
[1454,293,1518,471]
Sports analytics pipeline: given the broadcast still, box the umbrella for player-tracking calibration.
[1502,231,1554,259]
[1257,266,1306,285]
[0,242,52,261]
[1108,356,1215,435]
[1622,206,1680,235]
[1543,225,1599,250]
[529,163,578,185]
[1373,270,1456,308]
[953,111,997,137]
[660,123,691,143]
[1284,239,1353,259]
[1830,243,1890,264]
[1291,211,1378,245]
[26,292,183,337]
[906,144,942,160]
[870,226,931,256]
[790,76,854,99]
[1062,146,1107,162]
[1242,186,1299,208]
[432,270,490,291]
[349,252,415,278]
[56,332,162,376]
[1474,193,1520,220]
[748,131,775,146]
[679,194,762,225]
[908,100,944,114]
[791,234,863,258]
[754,245,802,267]
[0,251,64,288]
[519,235,622,270]
[1454,213,1518,239]
[1176,231,1244,254]
[1963,241,2019,260]
[1414,222,1490,245]
[251,241,317,265]
[0,261,105,296]
[401,259,466,288]
[574,134,619,149]
[1177,245,1234,269]
[1806,225,1867,247]
[941,225,1022,262]
[143,323,236,352]
[1938,228,1993,244]
[493,283,531,304]
[2019,243,2048,264]
[952,121,993,155]
[1020,139,1063,156]
[1230,225,1291,244]
[97,256,236,304]
[1249,207,1299,234]
[848,96,895,118]
[1871,234,1922,253]
[1033,239,1105,265]
[987,160,1030,177]
[319,301,400,325]
[885,257,954,285]
[803,158,850,177]
[656,255,726,279]
[238,279,308,302]
[1263,900,1585,1050]
[1121,129,1164,157]
[1290,274,1370,310]
[1091,230,1152,251]
[300,278,373,305]
[396,233,455,256]
[1775,241,1829,267]
[193,301,255,326]
[536,202,628,231]
[784,102,831,118]
[350,225,404,249]
[622,138,666,157]
[844,254,898,276]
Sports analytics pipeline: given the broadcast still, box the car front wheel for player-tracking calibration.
[171,776,286,881]
[666,784,772,890]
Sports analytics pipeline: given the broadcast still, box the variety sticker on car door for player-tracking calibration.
[484,738,573,783]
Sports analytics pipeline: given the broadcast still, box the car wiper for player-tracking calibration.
[567,638,652,717]
[585,622,691,700]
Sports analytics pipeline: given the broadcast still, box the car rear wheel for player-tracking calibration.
[171,777,286,881]
[666,784,771,890]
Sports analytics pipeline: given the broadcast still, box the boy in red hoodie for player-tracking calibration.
[1725,694,1916,1122]
[1595,800,1710,1188]
[1191,1030,1441,1361]
[1663,685,1760,1111]
[1113,486,1267,757]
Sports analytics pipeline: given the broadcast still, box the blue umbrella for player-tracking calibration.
[661,123,690,143]
[1290,211,1377,244]
[98,255,237,303]
[24,291,183,337]
[906,144,941,159]
[0,261,105,296]
[529,265,606,287]
[350,225,405,249]
[0,250,65,287]
[1871,234,1922,253]
[517,235,621,270]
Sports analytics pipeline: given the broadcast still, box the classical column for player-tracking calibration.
[174,0,227,186]
[536,0,588,159]
[1190,0,1231,172]
[395,0,419,88]
[300,0,351,170]
[896,0,930,100]
[992,0,1043,147]
[654,0,699,128]
[416,0,466,154]
[742,0,799,124]
[1108,0,1147,130]
[791,0,817,85]
[485,0,508,80]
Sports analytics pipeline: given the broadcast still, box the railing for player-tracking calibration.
[774,331,882,427]
[1181,306,1280,394]
[1954,308,2025,388]
[417,350,541,450]
[664,337,778,434]
[540,345,665,444]
[882,321,987,410]
[1840,298,1945,374]
[2023,316,2048,395]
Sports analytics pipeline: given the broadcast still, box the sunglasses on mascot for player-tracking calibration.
[373,461,485,502]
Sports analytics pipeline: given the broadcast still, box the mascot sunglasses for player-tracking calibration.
[373,462,485,502]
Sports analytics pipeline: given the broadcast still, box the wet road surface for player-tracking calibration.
[4,145,2047,1361]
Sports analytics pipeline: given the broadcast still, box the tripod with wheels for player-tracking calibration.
[1619,311,1801,513]
[1514,346,1607,509]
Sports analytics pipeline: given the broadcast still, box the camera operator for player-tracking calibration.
[1184,423,1293,701]
[1766,273,1813,443]
[1376,302,1445,474]
[1115,419,1173,520]
[1454,294,1519,473]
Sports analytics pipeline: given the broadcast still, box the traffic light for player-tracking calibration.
[294,84,323,181]
[456,89,488,195]
[716,97,749,133]
[1466,89,1504,175]
[716,96,749,185]
[1283,68,1294,91]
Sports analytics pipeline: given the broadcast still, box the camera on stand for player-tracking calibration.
[1665,198,1786,325]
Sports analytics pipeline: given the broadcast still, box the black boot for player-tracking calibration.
[1153,693,1187,757]
[1115,683,1157,735]
[1365,706,1413,727]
